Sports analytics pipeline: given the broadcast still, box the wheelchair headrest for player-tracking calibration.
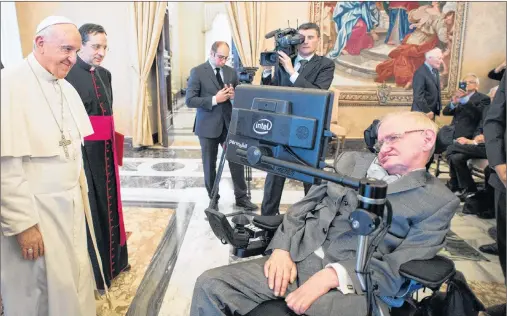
[364,119,381,153]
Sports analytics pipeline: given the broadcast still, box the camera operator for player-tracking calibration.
[261,22,335,216]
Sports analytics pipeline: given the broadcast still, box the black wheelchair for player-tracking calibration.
[206,210,456,316]
[204,85,457,316]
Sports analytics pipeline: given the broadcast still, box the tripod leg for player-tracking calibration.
[244,166,252,199]
[209,146,227,210]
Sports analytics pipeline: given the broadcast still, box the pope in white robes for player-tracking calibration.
[1,16,106,315]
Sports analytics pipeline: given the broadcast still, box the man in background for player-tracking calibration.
[1,16,98,315]
[261,22,335,216]
[65,23,129,291]
[411,48,443,121]
[440,73,491,196]
[439,73,490,155]
[186,41,257,211]
[483,72,506,316]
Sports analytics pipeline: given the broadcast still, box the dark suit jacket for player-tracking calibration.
[266,152,459,297]
[66,56,114,115]
[442,91,491,139]
[186,61,239,138]
[488,68,505,81]
[261,55,335,90]
[484,72,506,192]
[411,64,442,115]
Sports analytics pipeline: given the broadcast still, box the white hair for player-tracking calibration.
[463,73,480,86]
[379,111,439,161]
[442,1,457,15]
[425,48,443,60]
[32,25,55,51]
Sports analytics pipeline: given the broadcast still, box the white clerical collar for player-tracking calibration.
[295,53,315,64]
[27,53,59,82]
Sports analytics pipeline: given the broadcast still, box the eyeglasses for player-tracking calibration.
[214,54,229,61]
[374,129,426,153]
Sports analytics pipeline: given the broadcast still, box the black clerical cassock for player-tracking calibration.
[66,56,129,290]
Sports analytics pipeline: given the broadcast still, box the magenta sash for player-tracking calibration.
[84,115,127,246]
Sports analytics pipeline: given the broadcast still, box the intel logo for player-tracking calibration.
[253,119,272,135]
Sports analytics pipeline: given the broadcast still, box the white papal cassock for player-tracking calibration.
[1,53,104,315]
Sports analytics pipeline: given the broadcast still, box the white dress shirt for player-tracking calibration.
[210,60,224,106]
[262,53,315,84]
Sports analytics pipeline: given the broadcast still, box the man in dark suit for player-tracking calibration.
[186,41,257,211]
[261,22,335,216]
[442,74,491,197]
[411,48,444,121]
[483,71,506,316]
[439,74,491,152]
[191,112,459,316]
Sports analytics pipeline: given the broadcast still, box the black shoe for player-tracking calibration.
[477,210,495,219]
[235,197,259,211]
[458,188,478,202]
[479,243,498,255]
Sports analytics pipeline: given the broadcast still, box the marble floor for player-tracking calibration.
[97,207,174,316]
[114,105,505,316]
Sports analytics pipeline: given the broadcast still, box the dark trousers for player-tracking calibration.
[261,174,312,216]
[199,127,247,201]
[495,189,506,280]
[446,143,487,190]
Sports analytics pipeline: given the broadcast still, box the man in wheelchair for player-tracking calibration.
[190,112,460,316]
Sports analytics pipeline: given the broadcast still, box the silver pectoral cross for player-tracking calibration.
[59,133,72,159]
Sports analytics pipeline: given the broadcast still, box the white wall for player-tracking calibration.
[1,2,23,67]
[205,13,232,66]
[15,2,138,136]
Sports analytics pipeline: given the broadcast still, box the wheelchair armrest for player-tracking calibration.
[252,214,284,232]
[399,255,455,290]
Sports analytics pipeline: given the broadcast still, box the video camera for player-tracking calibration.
[260,28,305,67]
[238,66,259,84]
[204,84,392,316]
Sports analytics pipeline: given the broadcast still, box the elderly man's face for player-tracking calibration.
[376,119,434,174]
[427,51,443,69]
[36,24,81,79]
[463,75,479,93]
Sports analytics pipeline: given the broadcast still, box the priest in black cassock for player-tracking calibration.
[66,23,129,290]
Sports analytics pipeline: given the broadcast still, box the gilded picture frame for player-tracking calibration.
[310,1,469,106]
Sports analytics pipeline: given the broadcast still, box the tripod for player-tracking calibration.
[208,141,253,217]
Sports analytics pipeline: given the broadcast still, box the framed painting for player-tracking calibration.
[310,1,468,106]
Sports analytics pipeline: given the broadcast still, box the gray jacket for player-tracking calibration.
[267,151,460,297]
[186,61,239,138]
